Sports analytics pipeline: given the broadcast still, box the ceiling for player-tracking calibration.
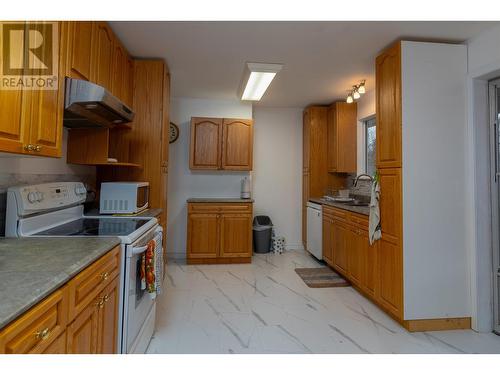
[110,21,498,108]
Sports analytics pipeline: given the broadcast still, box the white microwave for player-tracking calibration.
[99,182,149,214]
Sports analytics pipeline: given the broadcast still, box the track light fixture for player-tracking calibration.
[346,79,366,103]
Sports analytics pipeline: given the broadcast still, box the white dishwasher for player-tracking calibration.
[306,201,322,260]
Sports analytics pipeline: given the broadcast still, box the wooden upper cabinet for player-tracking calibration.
[124,54,135,107]
[327,102,357,173]
[219,213,252,258]
[111,40,126,100]
[0,89,26,154]
[376,41,402,169]
[67,21,93,81]
[160,69,170,168]
[92,22,114,91]
[190,117,222,169]
[221,118,253,170]
[190,117,253,171]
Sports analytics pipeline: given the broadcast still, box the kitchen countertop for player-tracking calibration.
[187,198,255,203]
[0,237,121,330]
[309,197,370,216]
[85,207,163,218]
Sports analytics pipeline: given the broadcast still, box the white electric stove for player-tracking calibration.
[5,181,162,354]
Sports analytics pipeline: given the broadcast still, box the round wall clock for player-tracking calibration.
[169,122,179,143]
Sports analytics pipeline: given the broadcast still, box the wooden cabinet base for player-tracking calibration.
[187,257,252,265]
[403,318,471,332]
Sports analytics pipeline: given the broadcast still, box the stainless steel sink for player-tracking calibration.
[345,200,370,207]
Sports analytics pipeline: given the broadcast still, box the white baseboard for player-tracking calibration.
[285,243,304,251]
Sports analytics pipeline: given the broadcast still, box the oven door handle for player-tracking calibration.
[131,245,149,255]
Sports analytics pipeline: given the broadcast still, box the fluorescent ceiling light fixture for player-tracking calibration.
[240,62,283,101]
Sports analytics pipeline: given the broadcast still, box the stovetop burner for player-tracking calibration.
[34,217,150,236]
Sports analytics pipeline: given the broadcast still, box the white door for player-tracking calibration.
[489,78,500,334]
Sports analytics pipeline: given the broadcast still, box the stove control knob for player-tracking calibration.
[27,192,37,203]
[75,186,87,195]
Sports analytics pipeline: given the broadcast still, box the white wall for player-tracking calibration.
[402,41,469,319]
[356,90,376,175]
[167,98,252,256]
[465,24,500,331]
[252,107,303,250]
[0,130,94,178]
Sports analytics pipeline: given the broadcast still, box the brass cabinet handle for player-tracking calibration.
[35,327,51,341]
[24,144,34,151]
[34,145,42,152]
[100,272,109,281]
[95,297,104,309]
[103,294,109,303]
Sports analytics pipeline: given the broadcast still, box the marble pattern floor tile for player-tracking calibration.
[147,250,500,354]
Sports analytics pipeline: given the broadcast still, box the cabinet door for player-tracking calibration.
[378,238,403,319]
[348,228,363,286]
[123,54,134,108]
[190,117,222,170]
[96,277,119,354]
[327,105,338,172]
[0,89,26,154]
[23,22,64,158]
[111,40,126,100]
[378,168,402,241]
[302,172,309,247]
[92,22,113,91]
[359,229,377,298]
[219,213,252,258]
[187,213,219,259]
[303,109,310,172]
[160,69,170,168]
[322,216,334,265]
[41,332,66,354]
[376,42,402,169]
[66,299,99,354]
[332,220,348,274]
[336,102,357,173]
[67,21,93,81]
[221,118,253,170]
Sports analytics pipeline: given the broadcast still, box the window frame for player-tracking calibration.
[364,116,376,176]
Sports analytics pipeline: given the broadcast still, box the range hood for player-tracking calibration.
[63,77,134,128]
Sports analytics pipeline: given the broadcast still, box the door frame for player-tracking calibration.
[489,78,500,334]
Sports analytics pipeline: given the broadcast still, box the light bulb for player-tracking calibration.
[346,94,353,103]
[353,89,360,100]
[358,80,366,94]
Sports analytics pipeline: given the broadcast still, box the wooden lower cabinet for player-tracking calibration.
[187,202,253,264]
[332,220,349,274]
[220,213,253,258]
[0,246,121,354]
[66,297,99,354]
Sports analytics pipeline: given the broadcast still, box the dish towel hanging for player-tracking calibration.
[369,179,382,245]
[139,236,163,299]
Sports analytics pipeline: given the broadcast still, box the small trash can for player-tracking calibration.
[253,216,273,254]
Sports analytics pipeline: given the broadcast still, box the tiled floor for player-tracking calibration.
[147,250,500,354]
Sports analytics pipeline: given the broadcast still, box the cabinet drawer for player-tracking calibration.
[349,212,369,229]
[68,246,120,321]
[330,207,349,222]
[0,287,68,354]
[188,203,252,214]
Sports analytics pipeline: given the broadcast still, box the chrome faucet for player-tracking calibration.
[353,174,373,187]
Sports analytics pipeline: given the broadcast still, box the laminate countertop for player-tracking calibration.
[0,237,121,330]
[187,198,254,203]
[309,197,370,216]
